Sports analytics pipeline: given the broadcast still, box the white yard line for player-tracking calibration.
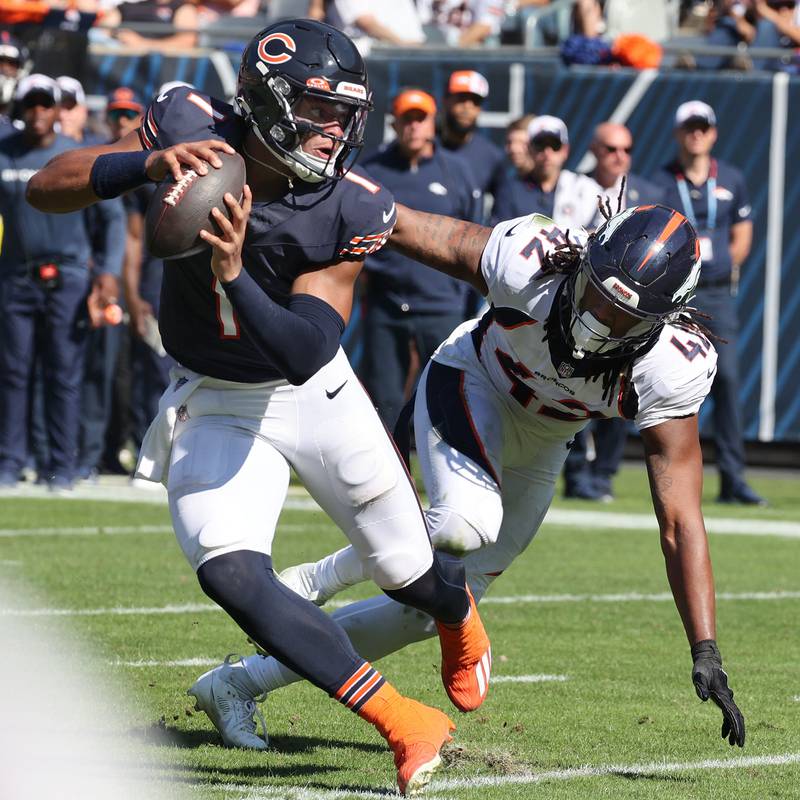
[110,657,219,668]
[106,659,569,682]
[432,752,800,793]
[0,523,307,537]
[218,753,800,800]
[543,508,800,538]
[0,602,220,617]
[1,507,797,538]
[4,590,798,618]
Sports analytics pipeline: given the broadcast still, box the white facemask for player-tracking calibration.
[570,311,611,359]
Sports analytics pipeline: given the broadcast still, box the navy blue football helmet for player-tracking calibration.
[562,204,702,360]
[236,19,371,183]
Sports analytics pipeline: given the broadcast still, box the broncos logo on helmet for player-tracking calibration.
[236,19,371,183]
[560,204,702,361]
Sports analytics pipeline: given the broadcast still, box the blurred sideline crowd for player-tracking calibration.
[1,0,799,70]
[0,28,767,505]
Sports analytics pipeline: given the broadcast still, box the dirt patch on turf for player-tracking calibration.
[442,742,528,775]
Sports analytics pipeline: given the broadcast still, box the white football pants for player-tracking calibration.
[247,358,571,692]
[166,348,434,590]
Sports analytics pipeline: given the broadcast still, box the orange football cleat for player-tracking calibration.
[388,699,455,796]
[436,587,491,712]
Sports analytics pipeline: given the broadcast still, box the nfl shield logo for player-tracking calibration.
[558,362,575,378]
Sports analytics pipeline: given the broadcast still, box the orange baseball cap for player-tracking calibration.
[447,70,489,99]
[392,89,436,118]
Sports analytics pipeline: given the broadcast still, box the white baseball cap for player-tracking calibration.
[528,114,569,144]
[15,73,60,103]
[56,76,86,106]
[675,100,716,128]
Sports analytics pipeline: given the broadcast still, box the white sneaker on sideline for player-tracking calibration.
[187,655,268,750]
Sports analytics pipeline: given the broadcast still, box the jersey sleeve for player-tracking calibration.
[336,167,396,260]
[480,214,587,308]
[138,86,236,151]
[632,327,718,430]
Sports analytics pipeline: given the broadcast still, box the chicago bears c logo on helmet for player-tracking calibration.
[257,32,296,65]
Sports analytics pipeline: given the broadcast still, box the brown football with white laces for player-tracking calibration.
[144,150,246,260]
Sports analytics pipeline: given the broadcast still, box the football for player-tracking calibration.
[144,150,246,260]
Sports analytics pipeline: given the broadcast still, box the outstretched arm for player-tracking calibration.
[642,415,745,747]
[26,130,235,213]
[390,204,491,295]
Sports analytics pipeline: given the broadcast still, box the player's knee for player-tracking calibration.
[197,549,272,609]
[426,501,503,556]
[366,544,433,591]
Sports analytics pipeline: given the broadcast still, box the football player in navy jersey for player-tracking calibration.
[27,19,494,796]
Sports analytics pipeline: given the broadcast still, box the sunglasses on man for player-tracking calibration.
[680,119,711,133]
[21,92,56,110]
[599,143,632,155]
[531,134,563,152]
[108,108,142,122]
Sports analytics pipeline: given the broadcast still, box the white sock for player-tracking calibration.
[241,653,301,695]
[319,545,366,595]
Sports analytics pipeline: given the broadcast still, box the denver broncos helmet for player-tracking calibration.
[563,204,702,360]
[236,19,371,183]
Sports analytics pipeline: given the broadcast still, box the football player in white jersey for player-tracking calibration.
[195,202,745,750]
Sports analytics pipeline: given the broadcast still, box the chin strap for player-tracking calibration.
[242,141,295,190]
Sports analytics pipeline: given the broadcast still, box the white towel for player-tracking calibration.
[134,369,205,486]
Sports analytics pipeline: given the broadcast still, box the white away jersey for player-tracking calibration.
[433,214,717,433]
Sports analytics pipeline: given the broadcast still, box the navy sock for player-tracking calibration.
[384,551,469,625]
[197,550,365,695]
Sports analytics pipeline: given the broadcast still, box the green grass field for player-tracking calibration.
[1,467,799,799]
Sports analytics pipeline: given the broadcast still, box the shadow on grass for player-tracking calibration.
[613,770,695,783]
[131,723,384,755]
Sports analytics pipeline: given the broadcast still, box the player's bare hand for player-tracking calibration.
[200,185,252,283]
[145,140,236,183]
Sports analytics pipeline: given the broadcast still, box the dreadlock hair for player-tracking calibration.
[536,176,720,407]
[538,176,628,279]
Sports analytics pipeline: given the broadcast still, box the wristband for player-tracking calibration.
[691,639,721,662]
[90,150,151,199]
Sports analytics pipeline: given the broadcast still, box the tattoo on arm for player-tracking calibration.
[648,453,674,517]
[392,208,490,292]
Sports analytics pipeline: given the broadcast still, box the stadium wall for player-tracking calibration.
[84,48,800,444]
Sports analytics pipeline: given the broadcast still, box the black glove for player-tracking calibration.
[691,639,745,747]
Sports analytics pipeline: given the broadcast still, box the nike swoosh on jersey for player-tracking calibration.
[382,203,395,224]
[504,220,527,237]
[326,381,348,399]
[157,92,169,102]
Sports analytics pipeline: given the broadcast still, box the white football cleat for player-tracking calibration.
[278,561,337,606]
[187,655,268,750]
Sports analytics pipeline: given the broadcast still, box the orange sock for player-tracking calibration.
[355,681,405,737]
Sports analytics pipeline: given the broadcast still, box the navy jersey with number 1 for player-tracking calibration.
[137,86,396,383]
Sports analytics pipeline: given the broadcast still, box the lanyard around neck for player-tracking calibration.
[675,159,717,231]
